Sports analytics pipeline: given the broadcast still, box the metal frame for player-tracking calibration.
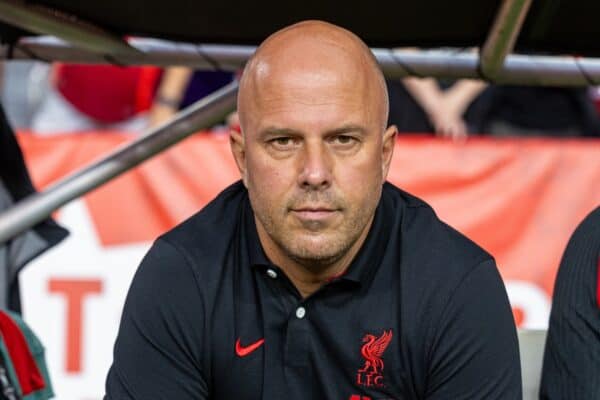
[0,0,138,56]
[3,37,600,86]
[374,49,600,86]
[11,46,600,244]
[0,81,238,244]
[480,0,532,79]
[0,1,598,243]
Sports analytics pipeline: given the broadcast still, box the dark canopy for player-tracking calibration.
[0,0,599,56]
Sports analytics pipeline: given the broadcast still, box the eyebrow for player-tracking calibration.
[326,124,368,136]
[259,127,303,138]
[258,124,368,138]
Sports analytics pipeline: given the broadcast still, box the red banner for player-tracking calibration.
[16,132,600,307]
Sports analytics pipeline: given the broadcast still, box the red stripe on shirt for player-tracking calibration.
[0,312,45,395]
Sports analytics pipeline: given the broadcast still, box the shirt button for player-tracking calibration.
[295,306,306,319]
[266,269,278,279]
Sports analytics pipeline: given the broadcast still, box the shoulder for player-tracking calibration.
[557,206,600,282]
[381,185,519,396]
[383,182,493,273]
[566,206,600,251]
[383,183,501,327]
[157,180,248,272]
[552,206,600,298]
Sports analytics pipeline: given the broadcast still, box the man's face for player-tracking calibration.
[235,45,395,269]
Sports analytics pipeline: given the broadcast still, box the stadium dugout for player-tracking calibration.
[0,1,599,398]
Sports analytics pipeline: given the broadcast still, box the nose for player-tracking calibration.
[297,141,332,190]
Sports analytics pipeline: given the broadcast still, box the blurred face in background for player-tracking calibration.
[233,21,397,272]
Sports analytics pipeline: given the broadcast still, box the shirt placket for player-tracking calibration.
[258,265,315,399]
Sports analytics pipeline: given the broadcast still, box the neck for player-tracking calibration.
[256,217,373,298]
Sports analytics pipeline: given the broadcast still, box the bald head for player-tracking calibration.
[238,20,389,133]
[230,21,398,279]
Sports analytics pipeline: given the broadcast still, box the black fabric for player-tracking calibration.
[473,86,600,137]
[540,206,600,399]
[2,1,600,56]
[386,79,489,135]
[0,103,69,312]
[386,79,600,137]
[386,79,433,134]
[106,181,521,400]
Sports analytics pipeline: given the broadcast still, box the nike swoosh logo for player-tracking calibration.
[235,338,265,357]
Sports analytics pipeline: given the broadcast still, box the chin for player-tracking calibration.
[284,235,349,267]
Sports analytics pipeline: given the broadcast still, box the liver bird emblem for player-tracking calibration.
[358,330,393,374]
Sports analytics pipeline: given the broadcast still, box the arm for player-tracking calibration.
[105,238,209,399]
[540,207,600,399]
[402,77,465,139]
[148,67,193,127]
[442,79,487,119]
[401,78,487,140]
[401,77,444,119]
[425,259,522,399]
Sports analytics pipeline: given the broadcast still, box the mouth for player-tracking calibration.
[290,207,339,221]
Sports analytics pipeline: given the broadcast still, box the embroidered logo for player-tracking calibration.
[235,338,264,357]
[356,330,393,388]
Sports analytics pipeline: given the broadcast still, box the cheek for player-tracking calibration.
[334,151,383,192]
[246,151,296,204]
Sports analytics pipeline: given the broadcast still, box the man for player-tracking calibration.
[105,21,521,399]
[540,206,600,399]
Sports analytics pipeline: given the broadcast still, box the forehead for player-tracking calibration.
[245,46,379,130]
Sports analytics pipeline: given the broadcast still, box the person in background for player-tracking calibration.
[540,206,600,399]
[473,85,600,137]
[148,67,234,128]
[387,77,486,140]
[388,76,600,139]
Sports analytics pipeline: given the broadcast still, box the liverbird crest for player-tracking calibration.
[358,329,393,375]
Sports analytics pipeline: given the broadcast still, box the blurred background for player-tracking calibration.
[1,1,600,398]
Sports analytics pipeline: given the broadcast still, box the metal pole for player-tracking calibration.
[374,49,600,86]
[3,37,600,86]
[0,81,239,244]
[480,0,532,79]
[3,36,253,69]
[0,0,138,56]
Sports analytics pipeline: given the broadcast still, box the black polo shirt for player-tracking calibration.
[105,181,521,400]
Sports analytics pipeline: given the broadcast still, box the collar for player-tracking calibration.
[244,198,272,268]
[334,187,395,285]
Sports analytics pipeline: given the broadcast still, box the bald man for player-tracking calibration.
[105,21,521,399]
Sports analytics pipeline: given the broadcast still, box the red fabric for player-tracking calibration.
[55,64,161,123]
[0,312,45,395]
[136,67,162,112]
[15,134,600,310]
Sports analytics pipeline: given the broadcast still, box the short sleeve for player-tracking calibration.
[425,259,522,400]
[105,238,209,399]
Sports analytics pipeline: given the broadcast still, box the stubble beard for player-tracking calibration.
[252,189,379,272]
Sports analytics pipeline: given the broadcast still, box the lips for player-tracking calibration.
[290,206,339,221]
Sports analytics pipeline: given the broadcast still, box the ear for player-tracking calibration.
[229,129,247,186]
[381,125,397,181]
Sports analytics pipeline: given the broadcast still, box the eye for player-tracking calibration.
[268,136,300,150]
[330,134,359,148]
[334,135,354,144]
[274,137,292,146]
